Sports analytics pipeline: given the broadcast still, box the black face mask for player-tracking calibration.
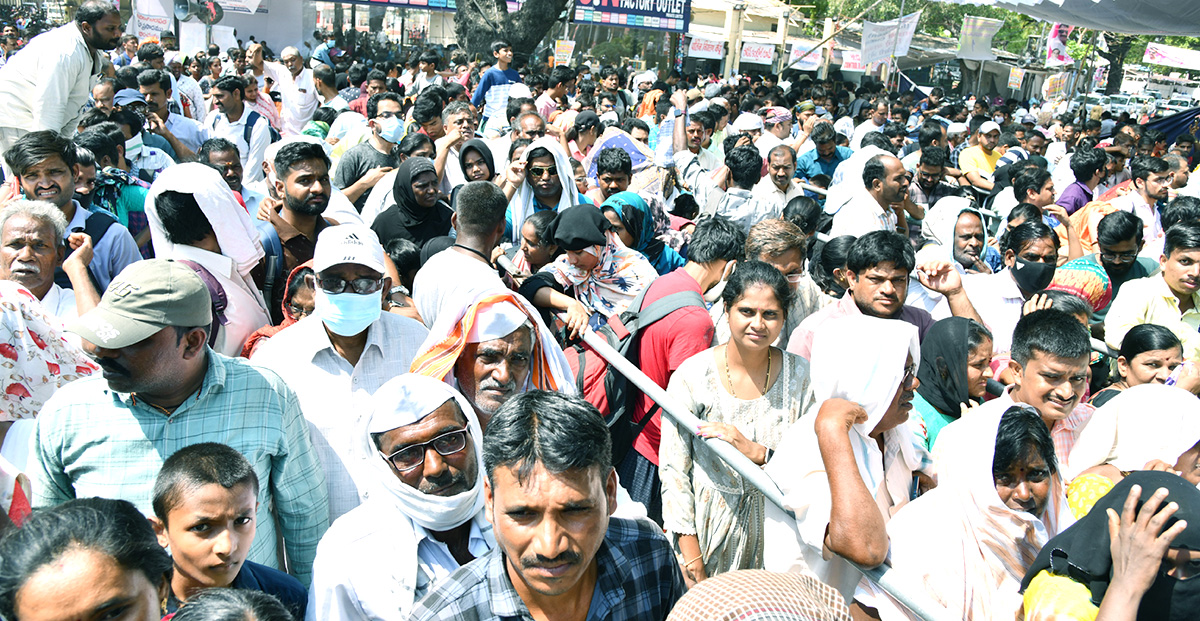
[1011,256,1056,294]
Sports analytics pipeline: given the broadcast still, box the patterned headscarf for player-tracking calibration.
[1047,257,1112,313]
[542,207,659,319]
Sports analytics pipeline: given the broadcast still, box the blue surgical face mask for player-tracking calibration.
[377,116,403,144]
[315,288,382,336]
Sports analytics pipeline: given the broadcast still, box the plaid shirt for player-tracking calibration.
[408,517,685,621]
[33,350,329,583]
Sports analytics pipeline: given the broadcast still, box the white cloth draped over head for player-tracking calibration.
[410,288,575,394]
[509,136,578,243]
[875,403,1055,621]
[365,373,485,531]
[1065,384,1200,482]
[916,196,990,263]
[809,315,924,510]
[145,163,266,276]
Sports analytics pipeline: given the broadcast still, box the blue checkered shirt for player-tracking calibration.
[33,350,330,583]
[408,517,685,621]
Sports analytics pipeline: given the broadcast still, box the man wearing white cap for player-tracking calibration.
[958,119,1003,192]
[307,373,493,620]
[410,288,575,427]
[252,224,430,521]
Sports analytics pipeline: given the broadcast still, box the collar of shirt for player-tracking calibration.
[121,349,222,415]
[289,313,385,364]
[1153,273,1200,315]
[485,534,631,619]
[65,200,88,233]
[173,244,237,281]
[412,514,492,565]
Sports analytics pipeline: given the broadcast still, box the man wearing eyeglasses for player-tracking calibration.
[1083,210,1159,323]
[306,373,493,620]
[252,224,430,521]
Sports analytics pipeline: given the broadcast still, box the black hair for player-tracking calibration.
[1096,210,1144,247]
[1069,148,1108,183]
[1131,154,1169,184]
[483,390,612,484]
[136,42,164,62]
[548,64,576,89]
[1006,203,1043,228]
[726,145,763,190]
[595,148,632,178]
[386,238,421,277]
[152,442,259,523]
[171,588,293,621]
[622,117,650,137]
[366,69,387,84]
[156,190,214,245]
[1012,167,1052,202]
[398,131,434,157]
[198,137,239,164]
[136,68,171,92]
[0,498,173,621]
[77,107,112,131]
[273,141,330,178]
[1163,196,1200,232]
[76,0,120,25]
[74,145,96,169]
[1165,221,1200,258]
[347,63,368,87]
[767,144,796,165]
[993,405,1058,481]
[72,129,119,168]
[506,97,534,124]
[366,92,402,120]
[508,138,533,162]
[5,130,77,177]
[311,107,338,126]
[455,181,508,237]
[810,122,836,145]
[690,110,716,133]
[881,122,907,142]
[721,259,794,313]
[490,40,511,55]
[1031,288,1092,320]
[812,235,855,295]
[861,131,895,153]
[213,75,245,98]
[1002,220,1058,256]
[1011,309,1090,366]
[966,319,994,352]
[916,121,943,150]
[847,230,915,274]
[1119,323,1183,364]
[862,154,890,189]
[998,132,1021,149]
[412,96,443,126]
[782,196,821,235]
[918,146,947,169]
[687,215,745,264]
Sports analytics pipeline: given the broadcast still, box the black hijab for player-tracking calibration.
[916,317,974,416]
[1020,471,1200,621]
[547,205,610,252]
[458,138,495,182]
[372,156,452,249]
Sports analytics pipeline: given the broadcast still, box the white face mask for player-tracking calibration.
[125,133,144,161]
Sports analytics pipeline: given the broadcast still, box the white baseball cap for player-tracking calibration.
[731,112,764,132]
[979,120,1002,135]
[313,224,386,274]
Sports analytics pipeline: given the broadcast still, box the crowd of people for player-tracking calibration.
[1,1,1200,620]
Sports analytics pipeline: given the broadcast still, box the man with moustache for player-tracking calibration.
[33,259,330,584]
[258,141,337,275]
[829,154,909,238]
[0,1,122,156]
[0,200,101,321]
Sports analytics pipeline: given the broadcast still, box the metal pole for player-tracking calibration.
[572,324,959,621]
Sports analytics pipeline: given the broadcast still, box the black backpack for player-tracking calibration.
[54,210,117,291]
[567,285,706,466]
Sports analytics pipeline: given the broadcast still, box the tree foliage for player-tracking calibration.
[454,0,572,62]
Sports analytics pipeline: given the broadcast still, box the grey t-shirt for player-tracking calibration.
[333,141,398,213]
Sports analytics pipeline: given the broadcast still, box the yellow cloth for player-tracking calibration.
[1023,570,1099,621]
[1104,275,1200,363]
[1066,473,1116,519]
[958,145,1002,176]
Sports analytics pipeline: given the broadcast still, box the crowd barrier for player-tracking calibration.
[577,326,959,621]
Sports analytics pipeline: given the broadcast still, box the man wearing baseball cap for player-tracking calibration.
[251,223,430,522]
[33,258,330,583]
[958,118,1003,192]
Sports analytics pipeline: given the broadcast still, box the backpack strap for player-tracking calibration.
[628,290,706,332]
[177,260,228,348]
[243,110,262,149]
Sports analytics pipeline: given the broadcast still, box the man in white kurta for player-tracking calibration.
[262,47,320,136]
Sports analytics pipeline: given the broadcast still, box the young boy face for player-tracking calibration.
[152,482,258,591]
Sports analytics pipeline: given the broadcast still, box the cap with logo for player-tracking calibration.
[69,259,213,350]
[313,224,386,274]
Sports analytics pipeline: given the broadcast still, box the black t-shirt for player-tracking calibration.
[333,141,398,213]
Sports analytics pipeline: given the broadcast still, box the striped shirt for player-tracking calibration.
[409,517,685,621]
[33,350,329,583]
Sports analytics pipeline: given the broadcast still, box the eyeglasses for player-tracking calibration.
[1100,250,1139,263]
[287,304,313,319]
[309,274,384,295]
[380,428,469,472]
[528,165,558,178]
[902,364,918,388]
[785,273,804,284]
[376,111,398,119]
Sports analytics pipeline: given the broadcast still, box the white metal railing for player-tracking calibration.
[576,326,958,621]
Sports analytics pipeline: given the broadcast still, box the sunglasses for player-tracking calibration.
[308,274,384,295]
[528,165,558,178]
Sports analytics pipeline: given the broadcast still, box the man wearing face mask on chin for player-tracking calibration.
[333,93,404,213]
[252,225,430,521]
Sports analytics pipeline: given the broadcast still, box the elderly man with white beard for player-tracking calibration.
[305,374,492,620]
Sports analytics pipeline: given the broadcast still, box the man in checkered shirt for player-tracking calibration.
[408,390,686,621]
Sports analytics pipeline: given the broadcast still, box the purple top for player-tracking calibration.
[1056,180,1093,215]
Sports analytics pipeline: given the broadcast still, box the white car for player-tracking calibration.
[1107,94,1133,115]
[1161,97,1196,116]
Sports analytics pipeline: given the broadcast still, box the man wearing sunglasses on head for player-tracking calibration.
[252,224,430,522]
[307,373,491,621]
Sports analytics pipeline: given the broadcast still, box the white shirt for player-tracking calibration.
[755,132,784,161]
[205,106,272,185]
[264,62,319,136]
[828,187,896,238]
[752,176,806,214]
[164,112,207,153]
[307,505,492,621]
[39,283,77,321]
[63,202,141,292]
[937,269,1025,355]
[251,312,429,521]
[850,119,883,150]
[321,94,351,112]
[170,244,271,358]
[0,22,101,135]
[413,249,506,329]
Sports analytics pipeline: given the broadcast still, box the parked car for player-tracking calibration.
[1068,93,1110,116]
[1108,93,1134,115]
[1161,97,1196,116]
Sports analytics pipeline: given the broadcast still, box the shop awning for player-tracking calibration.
[933,0,1200,36]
